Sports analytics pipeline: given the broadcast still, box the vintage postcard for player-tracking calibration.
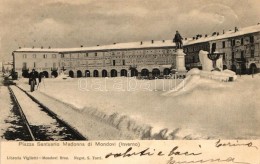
[0,0,259,163]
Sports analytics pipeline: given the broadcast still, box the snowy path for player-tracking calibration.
[0,86,13,139]
[17,86,139,140]
[9,86,85,140]
[1,80,31,141]
[10,86,55,126]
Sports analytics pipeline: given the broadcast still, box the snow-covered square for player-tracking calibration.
[12,72,260,140]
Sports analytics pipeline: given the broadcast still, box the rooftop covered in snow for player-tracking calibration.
[14,24,260,53]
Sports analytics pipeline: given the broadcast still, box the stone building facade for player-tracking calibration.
[13,40,179,78]
[12,24,260,77]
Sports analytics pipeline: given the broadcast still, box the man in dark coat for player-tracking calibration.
[29,69,38,92]
[173,31,183,49]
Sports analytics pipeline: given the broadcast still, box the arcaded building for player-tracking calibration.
[12,24,260,77]
[13,40,178,78]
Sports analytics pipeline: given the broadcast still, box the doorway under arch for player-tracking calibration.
[120,69,127,77]
[163,68,171,75]
[102,70,108,77]
[51,71,58,78]
[22,70,29,78]
[85,70,90,77]
[69,70,74,78]
[93,70,99,77]
[141,69,149,76]
[130,69,138,77]
[42,71,49,78]
[111,69,117,77]
[249,63,257,74]
[152,68,160,77]
[223,65,228,70]
[77,70,82,78]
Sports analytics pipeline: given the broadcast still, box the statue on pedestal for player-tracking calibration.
[173,31,183,49]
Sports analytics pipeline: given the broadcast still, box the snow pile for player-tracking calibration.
[200,70,237,82]
[164,68,237,96]
[55,72,72,80]
[187,68,237,82]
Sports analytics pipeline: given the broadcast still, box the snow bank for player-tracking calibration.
[164,68,237,97]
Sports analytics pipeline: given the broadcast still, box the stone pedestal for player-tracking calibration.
[176,49,186,72]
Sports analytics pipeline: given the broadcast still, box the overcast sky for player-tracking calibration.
[0,0,259,61]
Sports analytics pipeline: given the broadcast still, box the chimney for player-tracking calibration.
[80,45,83,47]
[217,32,219,36]
[162,40,165,43]
[41,46,43,49]
[151,40,154,44]
[193,37,195,40]
[223,30,225,34]
[97,45,99,46]
[113,43,116,45]
[235,27,238,32]
[49,46,51,49]
[140,41,143,45]
[205,34,208,37]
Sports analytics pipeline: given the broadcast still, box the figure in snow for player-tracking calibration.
[29,69,38,92]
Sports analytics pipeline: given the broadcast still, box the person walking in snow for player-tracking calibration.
[29,69,37,92]
[173,31,183,49]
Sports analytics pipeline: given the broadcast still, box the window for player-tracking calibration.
[85,53,88,57]
[95,52,97,56]
[61,54,64,58]
[23,54,27,58]
[232,52,235,61]
[241,38,244,45]
[250,36,254,43]
[113,60,115,66]
[222,53,226,60]
[123,60,125,65]
[43,54,47,58]
[222,41,225,48]
[211,43,216,53]
[33,62,36,68]
[22,62,27,69]
[241,50,245,60]
[251,49,255,58]
[232,39,235,46]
